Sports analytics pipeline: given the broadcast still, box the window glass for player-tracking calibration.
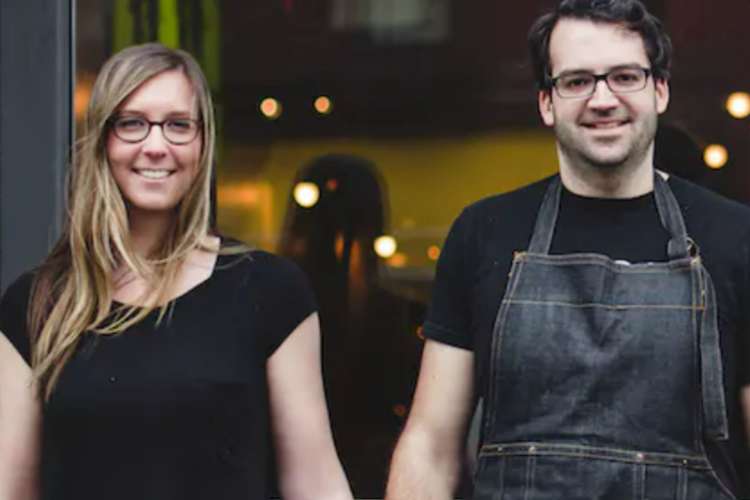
[75,1,749,497]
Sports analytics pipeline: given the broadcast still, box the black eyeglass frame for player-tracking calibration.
[546,67,653,99]
[107,115,203,145]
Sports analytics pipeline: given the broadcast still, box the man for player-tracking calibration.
[386,1,750,498]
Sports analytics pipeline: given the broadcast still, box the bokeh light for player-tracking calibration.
[392,404,408,418]
[293,182,320,207]
[704,144,729,169]
[387,252,408,268]
[374,235,398,258]
[427,245,441,261]
[314,96,333,115]
[260,97,282,119]
[726,92,750,119]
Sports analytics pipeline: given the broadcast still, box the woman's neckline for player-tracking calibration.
[112,235,224,309]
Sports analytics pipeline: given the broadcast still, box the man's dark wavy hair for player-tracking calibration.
[528,0,673,90]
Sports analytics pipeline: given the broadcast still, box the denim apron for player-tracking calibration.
[473,175,735,499]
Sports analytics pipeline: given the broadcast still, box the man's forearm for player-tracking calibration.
[0,468,39,500]
[385,429,462,500]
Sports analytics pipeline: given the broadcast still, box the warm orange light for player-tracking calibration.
[726,92,750,119]
[427,245,441,261]
[260,97,282,119]
[217,182,274,248]
[74,85,91,120]
[314,96,333,115]
[392,404,408,418]
[374,235,398,258]
[217,183,261,206]
[74,73,95,120]
[704,144,729,169]
[325,178,339,191]
[334,232,345,260]
[387,252,408,268]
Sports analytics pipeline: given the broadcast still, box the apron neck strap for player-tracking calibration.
[527,173,691,260]
[527,176,562,254]
[653,173,692,260]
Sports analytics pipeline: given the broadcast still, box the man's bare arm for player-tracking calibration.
[386,339,475,500]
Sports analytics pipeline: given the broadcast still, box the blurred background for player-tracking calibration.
[70,0,750,497]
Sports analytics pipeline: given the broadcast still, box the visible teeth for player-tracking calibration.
[137,169,170,179]
[590,122,625,129]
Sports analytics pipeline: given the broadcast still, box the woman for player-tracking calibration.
[0,43,352,500]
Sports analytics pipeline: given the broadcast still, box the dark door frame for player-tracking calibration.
[0,0,73,291]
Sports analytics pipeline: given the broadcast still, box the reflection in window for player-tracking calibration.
[279,155,425,496]
[330,0,451,43]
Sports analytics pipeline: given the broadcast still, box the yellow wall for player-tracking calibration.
[217,129,558,268]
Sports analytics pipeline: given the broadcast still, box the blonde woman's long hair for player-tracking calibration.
[28,43,217,400]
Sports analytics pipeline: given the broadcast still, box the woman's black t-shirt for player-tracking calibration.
[0,249,316,500]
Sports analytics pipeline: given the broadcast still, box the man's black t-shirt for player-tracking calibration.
[0,248,316,500]
[424,175,750,496]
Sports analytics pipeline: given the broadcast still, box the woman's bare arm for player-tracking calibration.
[0,332,41,500]
[267,313,353,500]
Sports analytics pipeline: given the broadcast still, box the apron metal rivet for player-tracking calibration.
[528,446,537,453]
[682,459,688,465]
[635,453,645,461]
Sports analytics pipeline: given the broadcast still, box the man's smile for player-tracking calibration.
[580,118,631,130]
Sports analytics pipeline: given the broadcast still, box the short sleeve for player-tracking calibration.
[422,208,475,350]
[0,272,35,365]
[253,252,318,357]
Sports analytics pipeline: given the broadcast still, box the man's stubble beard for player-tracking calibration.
[555,112,659,177]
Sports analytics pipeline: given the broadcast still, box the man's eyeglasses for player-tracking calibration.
[548,67,652,99]
[109,116,202,145]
